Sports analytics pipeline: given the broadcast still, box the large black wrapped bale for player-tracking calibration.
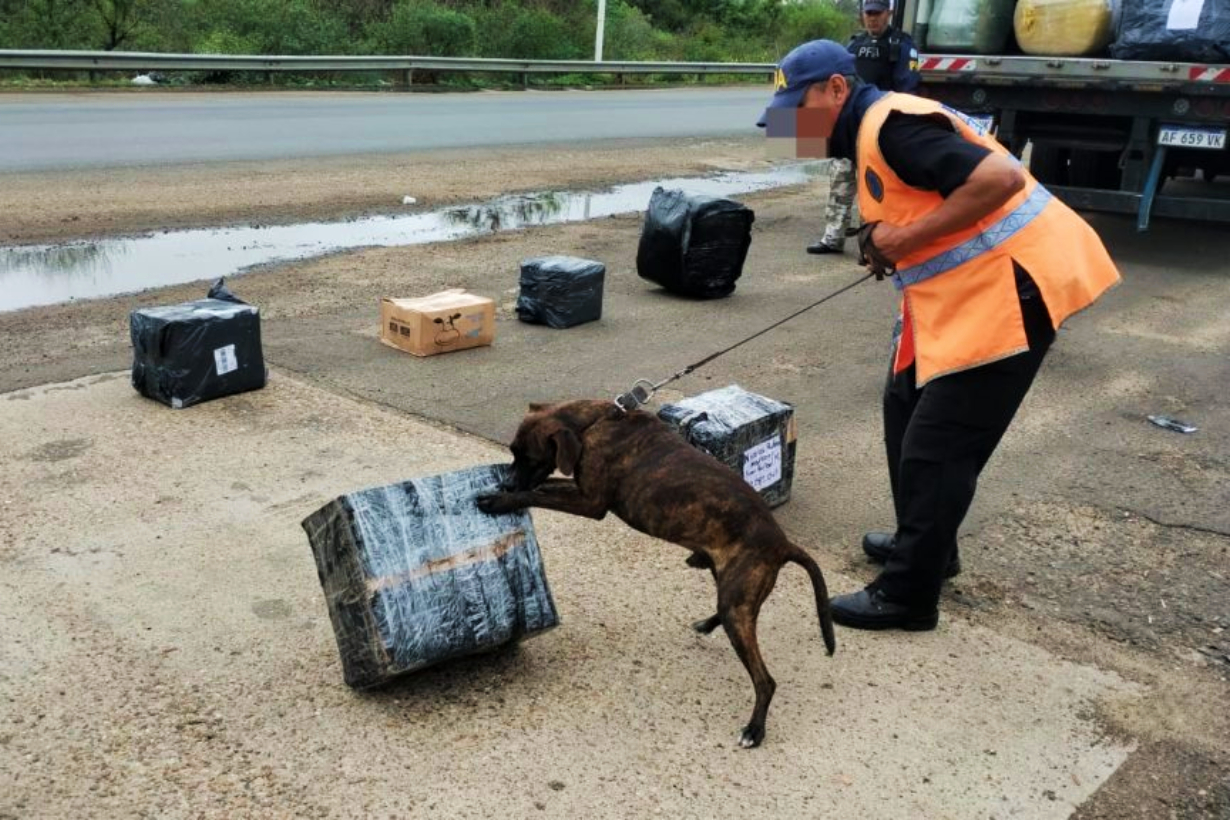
[516,255,606,329]
[302,464,559,689]
[1111,0,1230,62]
[636,187,754,300]
[658,385,796,508]
[129,279,266,409]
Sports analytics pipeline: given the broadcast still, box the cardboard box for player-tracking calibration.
[380,289,495,357]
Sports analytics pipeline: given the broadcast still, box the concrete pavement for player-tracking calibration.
[0,372,1136,819]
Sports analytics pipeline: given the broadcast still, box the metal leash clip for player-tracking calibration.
[613,379,658,413]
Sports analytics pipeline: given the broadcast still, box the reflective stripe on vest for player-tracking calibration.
[890,185,1053,292]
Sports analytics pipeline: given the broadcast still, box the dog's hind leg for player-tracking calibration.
[685,552,722,634]
[718,567,779,748]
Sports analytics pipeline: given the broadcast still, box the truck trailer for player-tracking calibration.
[896,0,1230,230]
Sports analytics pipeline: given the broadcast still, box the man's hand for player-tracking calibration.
[862,221,913,265]
[856,222,896,278]
[860,155,1027,277]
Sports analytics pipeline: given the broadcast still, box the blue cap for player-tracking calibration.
[756,40,856,128]
[863,0,890,12]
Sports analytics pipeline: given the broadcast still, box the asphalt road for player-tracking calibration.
[0,87,766,172]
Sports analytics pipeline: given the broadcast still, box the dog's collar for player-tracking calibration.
[613,379,656,414]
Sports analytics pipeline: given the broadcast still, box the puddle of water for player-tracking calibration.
[0,163,822,314]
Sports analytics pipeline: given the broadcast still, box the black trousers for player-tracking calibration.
[874,292,1056,609]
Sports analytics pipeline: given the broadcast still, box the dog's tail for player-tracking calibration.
[787,544,836,656]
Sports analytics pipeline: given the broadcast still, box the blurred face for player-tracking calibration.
[763,74,851,159]
[863,8,890,36]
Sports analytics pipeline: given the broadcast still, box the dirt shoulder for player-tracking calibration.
[0,136,764,245]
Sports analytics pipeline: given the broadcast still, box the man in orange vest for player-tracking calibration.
[758,40,1120,631]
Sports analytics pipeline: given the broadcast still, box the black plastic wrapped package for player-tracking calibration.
[516,255,606,328]
[636,187,754,300]
[302,464,559,689]
[658,385,796,508]
[1111,0,1230,62]
[129,279,266,409]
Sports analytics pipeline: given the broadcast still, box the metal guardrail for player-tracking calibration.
[0,49,775,77]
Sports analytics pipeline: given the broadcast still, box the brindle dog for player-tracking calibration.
[477,399,836,748]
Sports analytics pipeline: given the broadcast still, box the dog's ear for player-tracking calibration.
[550,428,582,477]
[528,402,553,413]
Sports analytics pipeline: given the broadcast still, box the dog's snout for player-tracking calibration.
[502,457,539,492]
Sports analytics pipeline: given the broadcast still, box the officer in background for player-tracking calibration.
[808,0,921,255]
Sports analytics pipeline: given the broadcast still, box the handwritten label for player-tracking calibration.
[743,435,782,492]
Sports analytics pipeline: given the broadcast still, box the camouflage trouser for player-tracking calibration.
[819,157,857,249]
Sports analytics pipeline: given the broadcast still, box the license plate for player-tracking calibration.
[1158,125,1227,150]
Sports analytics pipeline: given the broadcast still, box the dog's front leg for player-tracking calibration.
[478,481,609,520]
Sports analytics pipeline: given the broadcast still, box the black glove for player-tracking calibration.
[856,222,896,281]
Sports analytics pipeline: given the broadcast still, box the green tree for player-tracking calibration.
[476,3,583,60]
[367,0,477,55]
[0,0,95,49]
[187,0,351,55]
[89,0,145,50]
[774,0,856,57]
[603,0,666,60]
[1,0,860,77]
[319,0,396,37]
[626,0,690,32]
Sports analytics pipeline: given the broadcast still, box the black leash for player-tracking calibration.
[614,271,876,412]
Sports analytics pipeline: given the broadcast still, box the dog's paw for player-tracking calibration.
[476,493,518,515]
[738,723,765,749]
[691,614,722,635]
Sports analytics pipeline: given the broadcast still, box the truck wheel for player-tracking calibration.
[1029,144,1068,185]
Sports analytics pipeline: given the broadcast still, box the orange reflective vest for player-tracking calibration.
[856,94,1121,386]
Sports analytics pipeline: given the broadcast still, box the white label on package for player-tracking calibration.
[1167,0,1203,30]
[213,344,238,376]
[743,435,782,491]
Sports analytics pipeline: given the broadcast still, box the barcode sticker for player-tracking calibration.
[214,344,238,376]
[743,435,782,492]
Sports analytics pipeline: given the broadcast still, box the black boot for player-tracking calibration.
[806,240,843,255]
[829,588,938,631]
[861,531,962,578]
